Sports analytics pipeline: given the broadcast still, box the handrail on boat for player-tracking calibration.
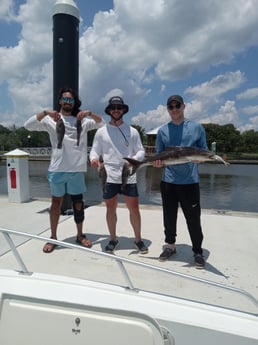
[1,227,258,312]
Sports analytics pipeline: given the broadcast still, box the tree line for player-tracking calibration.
[1,123,258,155]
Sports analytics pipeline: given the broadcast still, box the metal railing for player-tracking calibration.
[1,227,258,315]
[20,146,156,158]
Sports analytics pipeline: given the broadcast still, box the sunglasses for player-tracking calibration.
[168,103,181,110]
[109,105,124,111]
[62,96,75,104]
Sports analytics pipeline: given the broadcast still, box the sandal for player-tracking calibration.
[76,234,92,248]
[43,241,57,253]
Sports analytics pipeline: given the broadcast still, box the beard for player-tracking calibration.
[62,104,73,113]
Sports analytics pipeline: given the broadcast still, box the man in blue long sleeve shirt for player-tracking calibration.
[155,95,207,268]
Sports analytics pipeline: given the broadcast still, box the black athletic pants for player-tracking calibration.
[160,181,203,255]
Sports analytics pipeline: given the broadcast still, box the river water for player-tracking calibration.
[0,160,257,213]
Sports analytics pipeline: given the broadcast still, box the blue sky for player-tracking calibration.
[0,0,258,133]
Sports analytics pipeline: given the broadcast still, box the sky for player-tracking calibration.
[1,0,258,134]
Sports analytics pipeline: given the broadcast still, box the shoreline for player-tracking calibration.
[1,195,258,217]
[1,156,258,164]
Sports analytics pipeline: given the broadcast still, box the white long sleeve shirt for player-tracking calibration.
[24,114,105,172]
[90,122,145,184]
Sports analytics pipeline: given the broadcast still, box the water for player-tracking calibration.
[0,160,258,213]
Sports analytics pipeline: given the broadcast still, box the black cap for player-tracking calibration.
[167,95,184,106]
[105,96,129,115]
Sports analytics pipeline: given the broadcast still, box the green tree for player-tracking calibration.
[241,130,258,153]
[203,123,242,153]
[0,125,11,151]
[132,124,145,143]
[14,127,50,148]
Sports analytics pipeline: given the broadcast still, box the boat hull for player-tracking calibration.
[0,269,257,345]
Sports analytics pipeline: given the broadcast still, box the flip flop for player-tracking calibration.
[76,234,92,248]
[43,242,57,253]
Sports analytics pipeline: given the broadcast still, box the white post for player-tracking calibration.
[211,141,216,153]
[4,149,30,203]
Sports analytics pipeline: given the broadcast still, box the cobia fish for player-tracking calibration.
[124,146,230,175]
[56,118,65,149]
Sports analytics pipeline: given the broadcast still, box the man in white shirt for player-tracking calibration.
[24,87,104,253]
[90,96,148,254]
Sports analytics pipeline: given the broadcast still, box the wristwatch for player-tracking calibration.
[43,110,48,116]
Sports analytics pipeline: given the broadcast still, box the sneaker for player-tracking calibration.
[134,240,148,254]
[194,254,205,269]
[105,240,119,253]
[159,247,176,262]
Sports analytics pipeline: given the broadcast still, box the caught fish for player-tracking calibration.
[98,156,107,193]
[76,119,82,146]
[98,158,131,193]
[121,163,131,192]
[56,118,65,149]
[124,146,230,175]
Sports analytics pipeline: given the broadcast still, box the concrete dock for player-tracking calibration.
[0,195,257,313]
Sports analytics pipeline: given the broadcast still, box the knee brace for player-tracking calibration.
[71,194,85,224]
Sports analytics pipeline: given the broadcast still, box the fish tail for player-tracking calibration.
[214,155,230,166]
[123,157,143,175]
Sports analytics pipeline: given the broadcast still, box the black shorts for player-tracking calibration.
[103,183,139,199]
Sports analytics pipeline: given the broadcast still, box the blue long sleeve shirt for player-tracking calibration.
[156,119,208,184]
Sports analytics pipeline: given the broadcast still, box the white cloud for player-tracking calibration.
[133,78,243,131]
[242,105,258,115]
[238,116,258,132]
[237,88,258,100]
[132,105,168,131]
[0,0,13,19]
[205,101,239,125]
[185,71,246,102]
[0,0,258,132]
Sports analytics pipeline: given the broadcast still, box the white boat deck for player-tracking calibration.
[0,195,258,314]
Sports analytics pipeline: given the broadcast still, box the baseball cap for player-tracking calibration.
[167,95,184,105]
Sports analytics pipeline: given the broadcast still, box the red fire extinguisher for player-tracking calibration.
[10,168,17,189]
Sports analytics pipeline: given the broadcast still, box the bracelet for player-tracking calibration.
[88,111,92,117]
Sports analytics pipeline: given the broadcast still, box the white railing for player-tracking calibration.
[22,147,52,157]
[1,227,258,316]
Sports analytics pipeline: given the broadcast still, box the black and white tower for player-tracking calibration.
[52,0,80,109]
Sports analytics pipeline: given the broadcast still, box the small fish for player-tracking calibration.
[124,146,230,175]
[98,158,131,193]
[98,156,107,193]
[121,163,131,192]
[76,119,82,146]
[56,118,65,149]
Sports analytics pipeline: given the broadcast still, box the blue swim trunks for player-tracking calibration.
[47,171,86,197]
